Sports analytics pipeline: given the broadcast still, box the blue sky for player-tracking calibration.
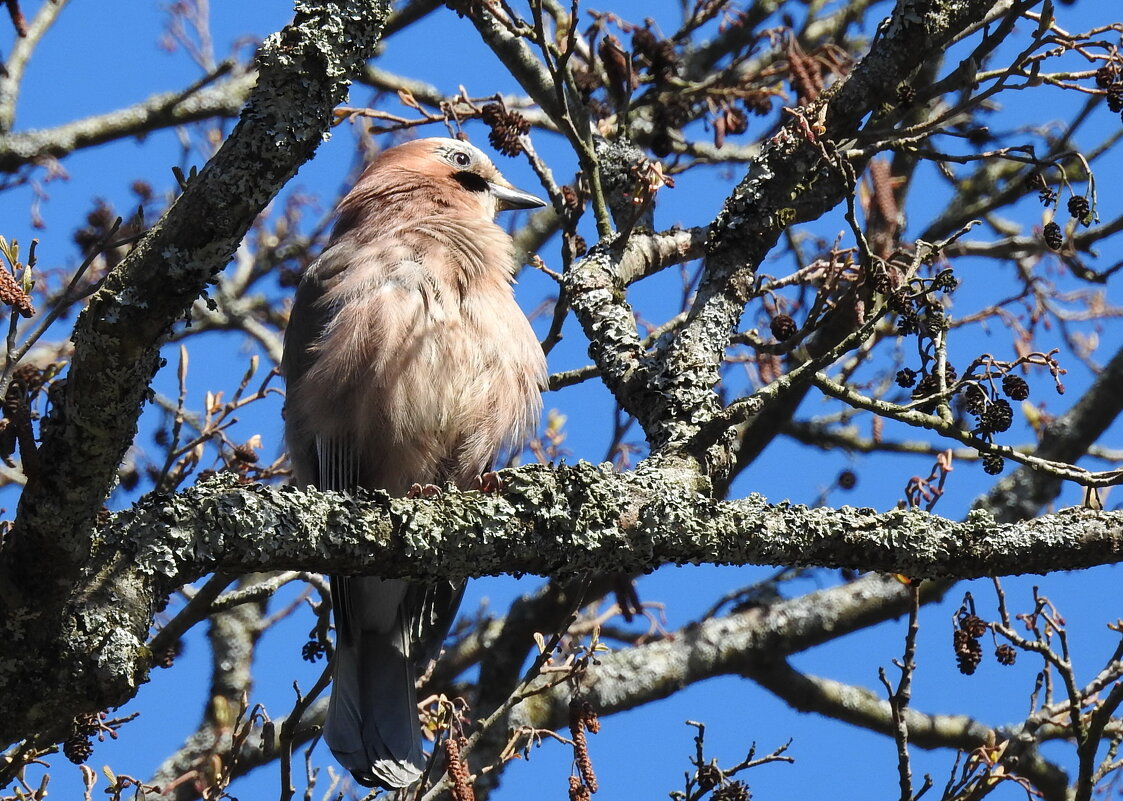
[2,2,1123,800]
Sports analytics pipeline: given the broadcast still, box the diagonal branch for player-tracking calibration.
[0,0,71,134]
[0,0,391,752]
[0,70,256,173]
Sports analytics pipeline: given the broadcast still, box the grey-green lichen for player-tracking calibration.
[98,464,1123,589]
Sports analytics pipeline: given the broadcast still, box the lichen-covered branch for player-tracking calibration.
[0,0,391,754]
[101,466,1123,589]
[554,0,1014,473]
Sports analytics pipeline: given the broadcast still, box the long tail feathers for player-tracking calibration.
[315,435,462,790]
[325,576,424,789]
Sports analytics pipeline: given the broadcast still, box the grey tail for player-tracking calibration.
[314,435,464,789]
[314,436,423,788]
[325,575,425,789]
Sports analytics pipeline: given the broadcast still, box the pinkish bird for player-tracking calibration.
[282,138,546,788]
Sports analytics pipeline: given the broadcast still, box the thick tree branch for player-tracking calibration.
[466,573,946,794]
[556,0,1012,471]
[653,0,1004,455]
[0,0,390,750]
[103,464,1123,589]
[2,447,1112,746]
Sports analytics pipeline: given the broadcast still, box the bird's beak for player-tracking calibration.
[489,180,546,211]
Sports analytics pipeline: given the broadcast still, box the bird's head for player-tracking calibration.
[342,138,545,226]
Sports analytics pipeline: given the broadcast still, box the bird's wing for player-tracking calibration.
[281,246,342,489]
[328,573,424,789]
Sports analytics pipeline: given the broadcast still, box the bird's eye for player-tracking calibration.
[452,151,472,167]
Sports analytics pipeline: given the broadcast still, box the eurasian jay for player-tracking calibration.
[282,137,546,788]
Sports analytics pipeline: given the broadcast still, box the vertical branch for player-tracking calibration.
[879,582,924,801]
